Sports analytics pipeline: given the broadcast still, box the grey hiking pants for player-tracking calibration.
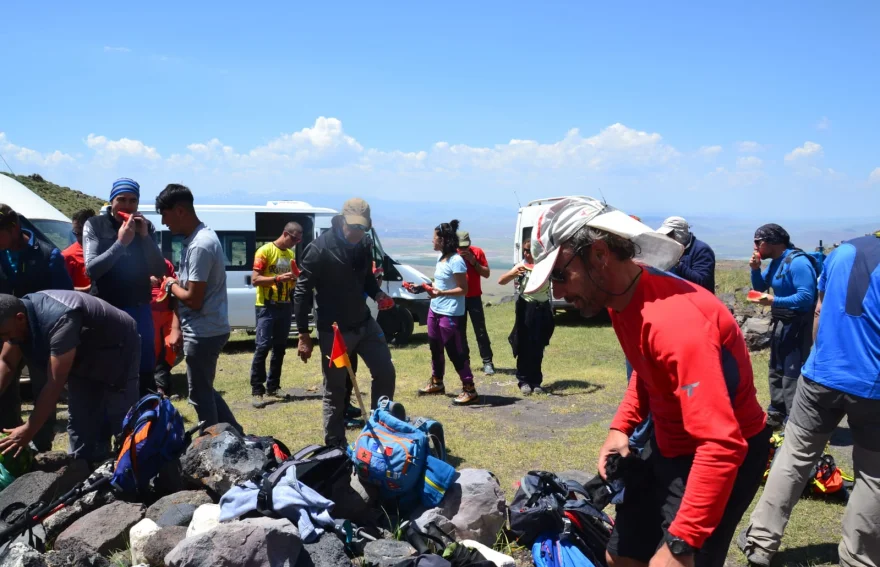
[742,376,880,567]
[184,333,243,434]
[318,318,395,447]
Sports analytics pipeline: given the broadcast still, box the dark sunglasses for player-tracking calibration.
[754,239,763,247]
[346,222,369,232]
[550,245,586,283]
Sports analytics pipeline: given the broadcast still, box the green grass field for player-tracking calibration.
[44,264,846,566]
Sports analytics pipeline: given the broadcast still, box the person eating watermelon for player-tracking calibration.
[497,238,554,395]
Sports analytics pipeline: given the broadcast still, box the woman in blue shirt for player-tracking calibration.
[418,220,478,405]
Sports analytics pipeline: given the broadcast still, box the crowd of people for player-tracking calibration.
[0,186,877,567]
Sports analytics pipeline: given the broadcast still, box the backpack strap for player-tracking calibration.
[256,460,299,515]
[291,444,324,461]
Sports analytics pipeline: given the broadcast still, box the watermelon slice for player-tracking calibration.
[290,260,302,277]
[117,211,132,222]
[377,296,395,310]
[747,290,768,302]
[154,277,170,302]
[522,263,534,270]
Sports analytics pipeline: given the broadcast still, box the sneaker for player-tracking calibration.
[453,384,479,405]
[252,395,266,409]
[736,528,772,567]
[766,412,785,430]
[482,362,496,376]
[519,383,533,396]
[419,378,446,396]
[344,404,363,419]
[267,389,290,401]
[532,386,546,395]
[345,417,365,429]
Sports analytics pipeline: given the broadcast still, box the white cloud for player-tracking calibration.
[736,141,764,153]
[103,46,131,53]
[0,132,75,167]
[85,134,161,164]
[785,141,823,163]
[737,156,763,169]
[870,167,880,184]
[697,145,722,157]
[816,116,831,131]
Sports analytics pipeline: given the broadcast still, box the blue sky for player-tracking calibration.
[1,1,878,219]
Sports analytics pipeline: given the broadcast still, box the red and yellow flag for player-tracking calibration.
[329,324,351,369]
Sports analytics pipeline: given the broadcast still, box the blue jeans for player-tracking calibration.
[122,304,157,395]
[249,303,292,395]
[625,359,654,449]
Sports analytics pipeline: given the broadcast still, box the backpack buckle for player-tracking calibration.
[561,517,572,539]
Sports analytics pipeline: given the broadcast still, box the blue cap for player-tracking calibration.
[110,178,140,202]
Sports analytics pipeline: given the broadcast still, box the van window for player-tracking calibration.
[159,231,254,272]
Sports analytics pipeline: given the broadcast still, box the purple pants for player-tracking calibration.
[427,309,474,385]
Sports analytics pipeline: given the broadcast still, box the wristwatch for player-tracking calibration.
[164,279,176,296]
[665,533,696,556]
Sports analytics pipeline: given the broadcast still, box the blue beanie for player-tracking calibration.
[110,178,140,202]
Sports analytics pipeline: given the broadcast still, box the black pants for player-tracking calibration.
[768,313,813,418]
[512,298,554,386]
[250,303,292,395]
[462,296,493,364]
[607,426,772,567]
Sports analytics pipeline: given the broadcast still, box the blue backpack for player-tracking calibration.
[532,532,597,567]
[111,394,186,495]
[349,403,429,500]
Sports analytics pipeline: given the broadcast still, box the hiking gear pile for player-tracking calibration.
[764,432,854,501]
[508,471,614,567]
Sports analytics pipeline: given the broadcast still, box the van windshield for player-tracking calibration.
[31,219,74,250]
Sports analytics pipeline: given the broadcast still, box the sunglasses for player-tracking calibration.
[550,245,586,283]
[754,239,764,247]
[284,230,303,239]
[346,223,369,232]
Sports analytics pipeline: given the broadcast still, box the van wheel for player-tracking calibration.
[378,305,415,346]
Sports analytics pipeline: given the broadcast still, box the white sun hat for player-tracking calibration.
[524,197,684,295]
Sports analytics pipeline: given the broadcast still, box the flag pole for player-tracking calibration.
[332,322,369,421]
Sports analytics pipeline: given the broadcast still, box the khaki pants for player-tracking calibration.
[742,377,880,567]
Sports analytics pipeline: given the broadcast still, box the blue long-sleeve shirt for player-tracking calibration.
[751,248,817,312]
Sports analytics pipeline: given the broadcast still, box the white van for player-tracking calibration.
[0,174,73,250]
[513,196,590,312]
[139,200,432,344]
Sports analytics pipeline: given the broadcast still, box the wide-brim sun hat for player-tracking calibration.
[524,197,684,295]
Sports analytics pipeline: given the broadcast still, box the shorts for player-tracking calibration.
[607,426,771,567]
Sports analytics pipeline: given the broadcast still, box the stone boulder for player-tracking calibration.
[717,293,736,316]
[43,489,116,543]
[0,462,87,532]
[165,517,302,567]
[145,490,213,522]
[44,540,111,567]
[742,317,772,351]
[156,504,198,528]
[54,501,144,556]
[412,468,506,547]
[129,518,161,566]
[294,533,352,567]
[143,526,188,567]
[181,424,270,495]
[32,452,70,473]
[0,543,47,567]
[186,503,221,538]
[363,540,417,567]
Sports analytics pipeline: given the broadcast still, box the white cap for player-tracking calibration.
[524,197,683,295]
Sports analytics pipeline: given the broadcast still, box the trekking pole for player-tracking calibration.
[343,363,369,425]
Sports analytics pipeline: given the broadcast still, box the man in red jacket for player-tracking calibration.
[525,197,770,567]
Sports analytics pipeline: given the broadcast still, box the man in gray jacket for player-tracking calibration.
[0,291,140,464]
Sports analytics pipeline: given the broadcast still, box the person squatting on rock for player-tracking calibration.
[656,216,716,293]
[62,208,96,293]
[457,230,496,376]
[750,223,818,429]
[497,238,554,395]
[0,291,139,465]
[156,184,243,433]
[738,231,880,567]
[419,220,480,405]
[83,178,167,395]
[0,203,73,451]
[250,222,302,409]
[294,198,396,447]
[524,197,770,567]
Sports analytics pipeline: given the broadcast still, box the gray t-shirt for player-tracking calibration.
[177,223,230,338]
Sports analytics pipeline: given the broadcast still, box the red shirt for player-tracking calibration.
[151,259,177,312]
[62,242,90,289]
[609,267,766,548]
[461,246,488,298]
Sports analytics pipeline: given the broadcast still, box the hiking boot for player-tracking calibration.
[532,386,546,395]
[345,417,365,429]
[344,404,363,419]
[482,362,496,376]
[736,528,772,567]
[419,377,446,396]
[267,389,290,401]
[252,395,266,409]
[453,384,479,405]
[519,383,533,396]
